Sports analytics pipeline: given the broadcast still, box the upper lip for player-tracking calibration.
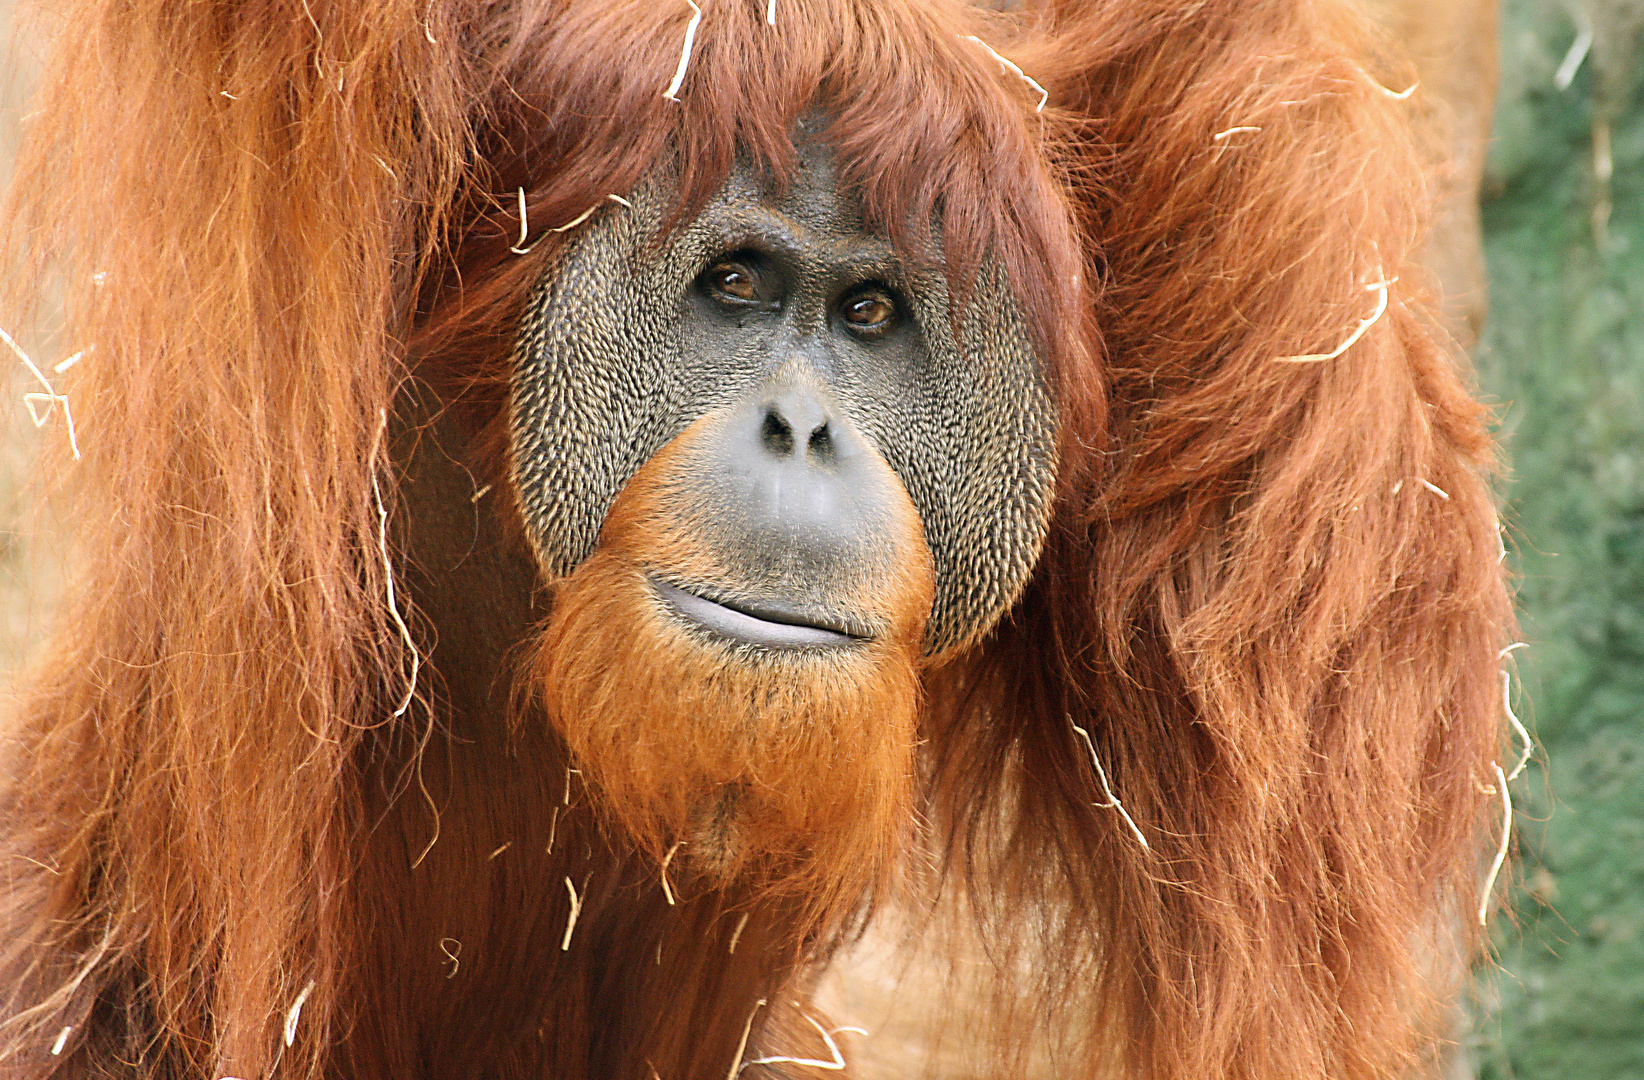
[649,577,871,648]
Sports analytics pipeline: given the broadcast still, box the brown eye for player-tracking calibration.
[707,263,758,302]
[843,293,895,331]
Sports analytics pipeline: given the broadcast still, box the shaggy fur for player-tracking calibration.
[0,1,1512,1078]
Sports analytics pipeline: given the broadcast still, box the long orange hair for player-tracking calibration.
[0,1,1511,1077]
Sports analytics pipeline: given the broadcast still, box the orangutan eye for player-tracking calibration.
[704,262,759,303]
[841,289,896,336]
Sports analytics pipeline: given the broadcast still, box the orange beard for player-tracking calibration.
[531,414,934,913]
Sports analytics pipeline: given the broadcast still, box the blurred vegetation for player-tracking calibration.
[1477,0,1644,1076]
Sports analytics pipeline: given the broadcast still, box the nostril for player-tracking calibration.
[760,409,794,456]
[807,423,835,464]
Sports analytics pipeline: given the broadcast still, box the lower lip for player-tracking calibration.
[649,578,864,649]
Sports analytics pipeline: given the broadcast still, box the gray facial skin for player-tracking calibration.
[510,130,1058,657]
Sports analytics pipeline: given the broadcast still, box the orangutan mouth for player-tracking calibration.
[649,576,870,649]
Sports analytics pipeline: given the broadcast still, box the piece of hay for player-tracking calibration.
[283,980,316,1047]
[962,35,1047,113]
[561,877,584,951]
[2,326,82,459]
[1501,668,1533,782]
[660,841,683,906]
[439,938,461,979]
[1555,25,1592,89]
[370,411,421,719]
[742,1012,865,1072]
[1352,62,1417,101]
[1070,722,1149,850]
[1478,762,1511,926]
[662,0,703,102]
[727,911,750,954]
[1275,277,1391,363]
[549,204,600,234]
[1418,478,1450,500]
[726,999,765,1080]
[511,187,538,255]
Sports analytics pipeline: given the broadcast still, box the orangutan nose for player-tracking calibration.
[715,376,891,576]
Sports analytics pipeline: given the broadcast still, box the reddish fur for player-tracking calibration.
[0,1,1511,1078]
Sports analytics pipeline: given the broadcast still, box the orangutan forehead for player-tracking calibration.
[671,132,926,272]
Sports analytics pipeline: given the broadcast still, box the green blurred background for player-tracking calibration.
[1477,0,1644,1076]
